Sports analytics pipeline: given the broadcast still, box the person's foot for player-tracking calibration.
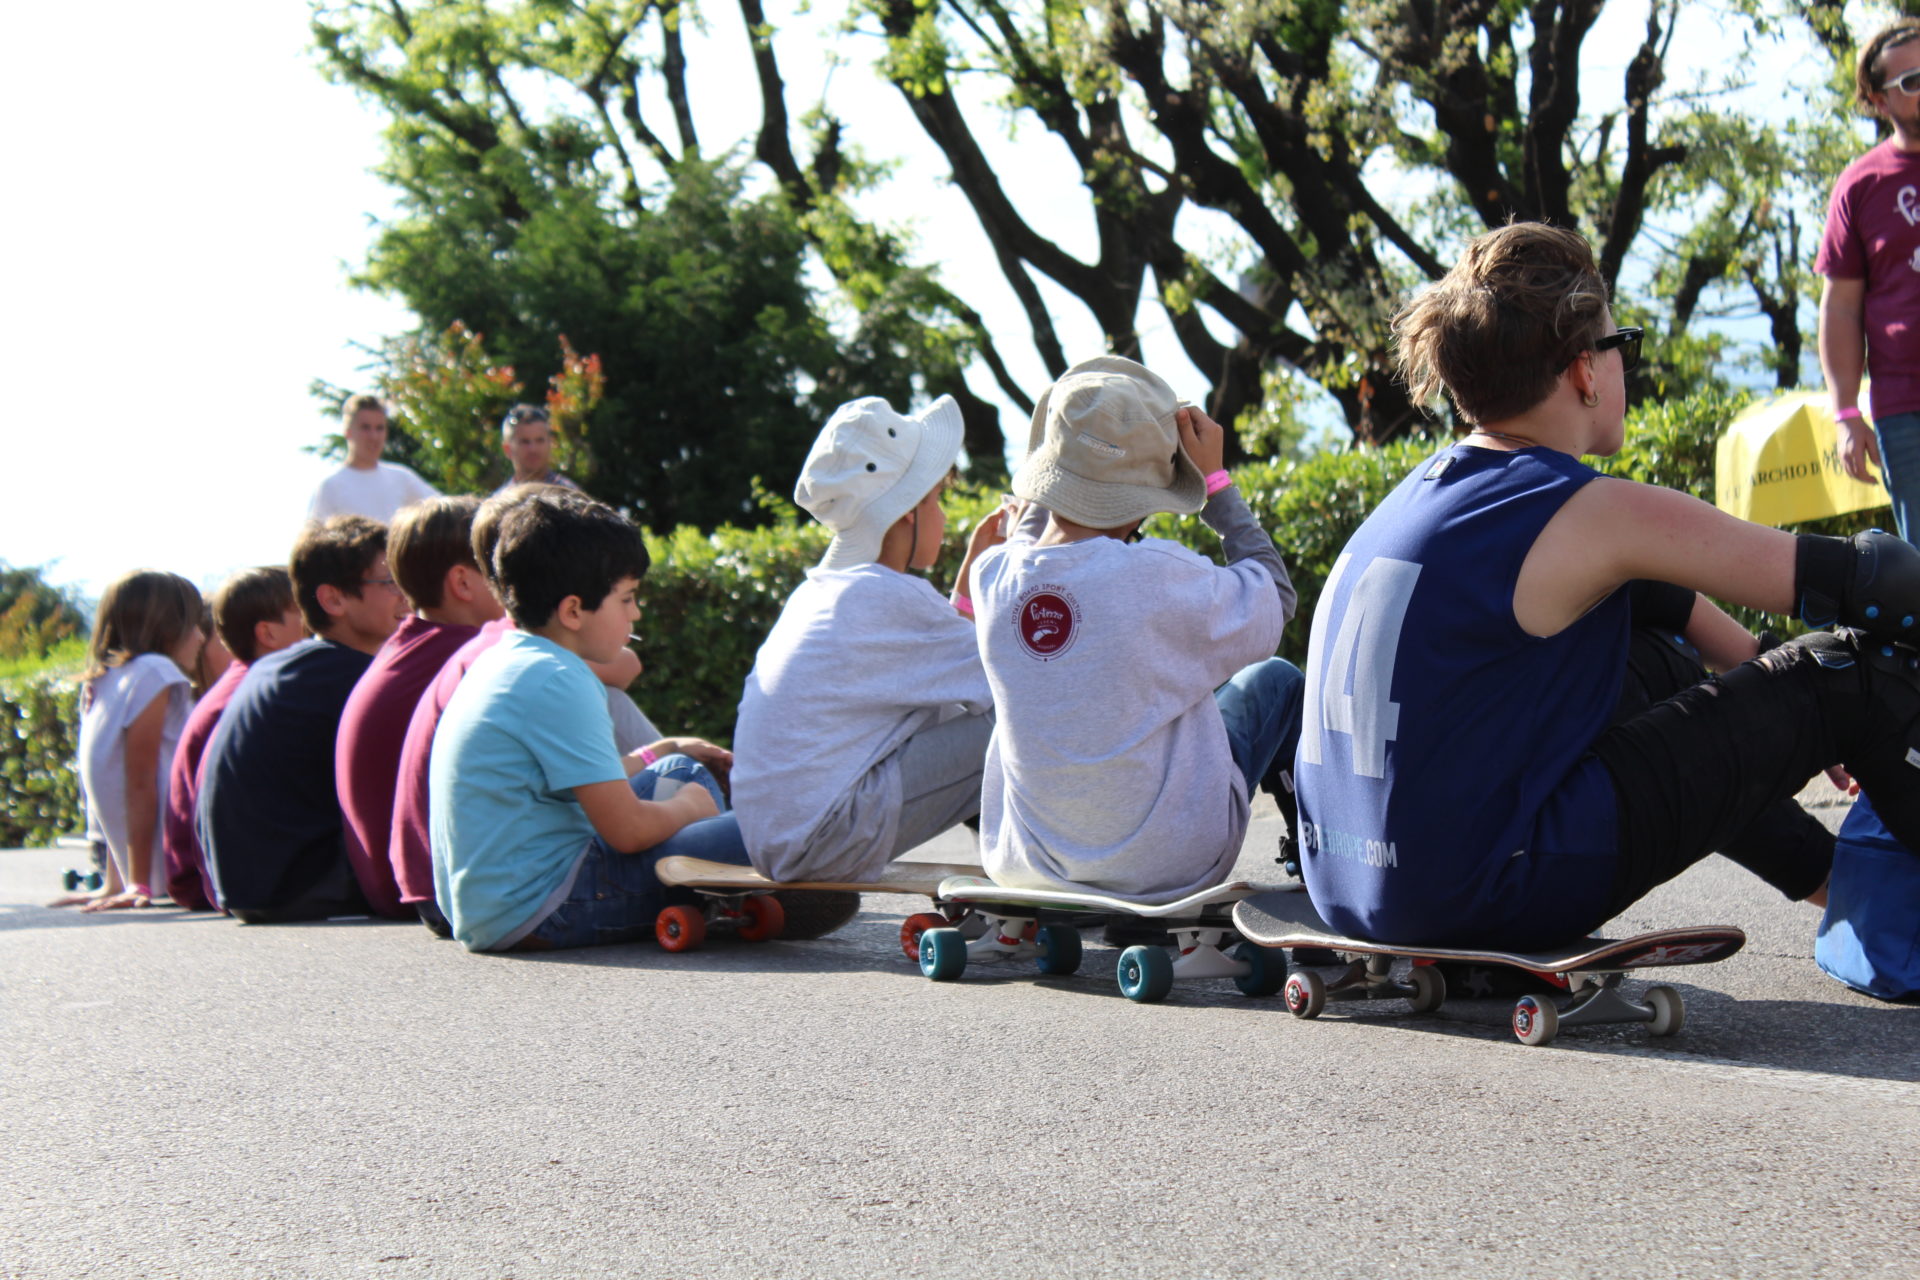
[417,901,454,939]
[772,890,860,939]
[1275,834,1301,880]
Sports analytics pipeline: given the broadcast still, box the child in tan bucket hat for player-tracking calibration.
[730,396,1008,883]
[971,356,1306,904]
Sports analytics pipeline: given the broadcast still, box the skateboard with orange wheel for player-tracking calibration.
[1233,888,1745,1046]
[651,856,986,955]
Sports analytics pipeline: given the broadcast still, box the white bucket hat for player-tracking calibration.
[796,395,965,570]
[1012,356,1205,528]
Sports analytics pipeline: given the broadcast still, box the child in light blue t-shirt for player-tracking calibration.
[430,492,744,952]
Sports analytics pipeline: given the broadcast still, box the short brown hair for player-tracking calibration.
[290,516,388,634]
[471,483,575,591]
[1857,19,1920,111]
[1392,222,1612,425]
[211,566,295,664]
[82,570,203,685]
[389,496,482,610]
[341,392,388,427]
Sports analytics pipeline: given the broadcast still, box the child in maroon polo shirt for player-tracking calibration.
[336,496,504,918]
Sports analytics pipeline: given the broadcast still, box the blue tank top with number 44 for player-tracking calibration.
[1295,445,1629,948]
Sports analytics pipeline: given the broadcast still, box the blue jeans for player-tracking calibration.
[1214,658,1307,816]
[1874,410,1920,544]
[523,755,751,950]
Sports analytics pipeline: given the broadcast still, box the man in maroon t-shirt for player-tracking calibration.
[1817,18,1920,543]
[335,496,504,919]
[162,568,304,910]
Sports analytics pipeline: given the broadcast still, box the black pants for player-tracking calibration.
[1591,628,1920,923]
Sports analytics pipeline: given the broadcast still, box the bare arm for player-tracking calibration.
[623,737,733,783]
[82,695,171,911]
[572,777,717,854]
[1682,595,1762,672]
[585,648,642,690]
[1515,479,1796,638]
[1819,276,1880,484]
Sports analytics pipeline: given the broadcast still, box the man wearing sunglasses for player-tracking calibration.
[1818,17,1920,544]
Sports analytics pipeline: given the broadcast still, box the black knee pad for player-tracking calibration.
[1797,530,1920,639]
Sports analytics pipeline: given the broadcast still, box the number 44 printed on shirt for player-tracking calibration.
[1300,554,1422,779]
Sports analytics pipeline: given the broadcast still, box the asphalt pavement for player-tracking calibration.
[4,788,1917,1279]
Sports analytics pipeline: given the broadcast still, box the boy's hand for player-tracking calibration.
[1176,405,1225,477]
[660,737,734,784]
[967,507,1010,557]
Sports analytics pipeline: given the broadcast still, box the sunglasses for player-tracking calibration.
[1594,326,1644,372]
[504,407,550,427]
[1884,67,1920,97]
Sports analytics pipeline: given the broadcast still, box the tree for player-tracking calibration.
[311,0,1008,528]
[854,0,1880,451]
[0,563,86,662]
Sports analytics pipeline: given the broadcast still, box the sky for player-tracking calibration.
[0,1,1877,607]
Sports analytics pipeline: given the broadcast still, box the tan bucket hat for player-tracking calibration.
[1012,356,1205,528]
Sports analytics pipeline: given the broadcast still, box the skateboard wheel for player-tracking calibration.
[1283,969,1326,1019]
[62,869,102,892]
[1036,924,1083,976]
[655,905,707,953]
[920,927,968,981]
[1645,984,1685,1037]
[900,912,948,961]
[1116,945,1174,1003]
[1231,941,1286,998]
[738,894,784,943]
[1407,964,1447,1014]
[1512,994,1559,1046]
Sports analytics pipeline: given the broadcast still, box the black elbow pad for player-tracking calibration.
[1795,530,1920,637]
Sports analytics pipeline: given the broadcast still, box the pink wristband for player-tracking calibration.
[953,594,975,618]
[1203,469,1233,496]
[129,882,152,898]
[1834,405,1865,423]
[639,746,659,766]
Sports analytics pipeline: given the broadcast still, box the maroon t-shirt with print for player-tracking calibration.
[1816,138,1920,419]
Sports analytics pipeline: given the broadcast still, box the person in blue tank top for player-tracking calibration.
[1296,222,1920,950]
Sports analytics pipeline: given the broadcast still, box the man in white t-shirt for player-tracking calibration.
[306,393,440,523]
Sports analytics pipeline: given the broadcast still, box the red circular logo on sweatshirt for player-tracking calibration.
[1015,586,1078,660]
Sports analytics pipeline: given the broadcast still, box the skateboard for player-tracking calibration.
[918,876,1287,1003]
[652,857,987,957]
[1233,889,1746,1046]
[61,868,105,893]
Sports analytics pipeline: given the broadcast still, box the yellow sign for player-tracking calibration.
[1715,391,1891,526]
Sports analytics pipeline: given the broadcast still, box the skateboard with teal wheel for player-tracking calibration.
[919,876,1287,1003]
[1233,888,1745,1045]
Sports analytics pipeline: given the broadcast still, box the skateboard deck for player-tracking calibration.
[934,875,1263,918]
[652,857,985,957]
[655,857,984,897]
[918,876,1288,1002]
[1233,888,1745,1045]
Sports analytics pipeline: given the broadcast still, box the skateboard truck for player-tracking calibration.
[1280,951,1689,1046]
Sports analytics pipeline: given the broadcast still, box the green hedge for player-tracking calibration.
[1,675,81,849]
[631,390,1892,741]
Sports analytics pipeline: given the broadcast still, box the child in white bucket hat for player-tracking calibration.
[731,395,1007,883]
[971,356,1306,904]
